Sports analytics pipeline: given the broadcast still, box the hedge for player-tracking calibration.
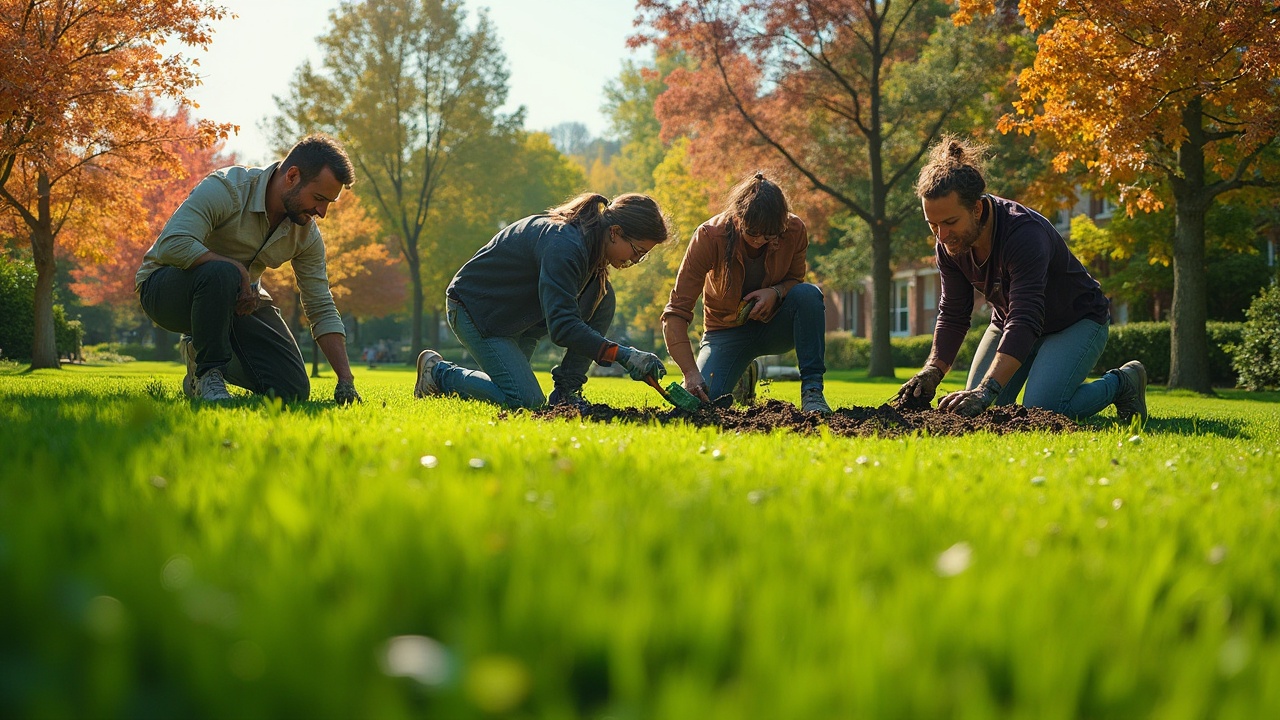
[1093,321,1242,386]
[0,256,82,361]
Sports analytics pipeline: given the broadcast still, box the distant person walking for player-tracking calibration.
[663,171,831,413]
[896,136,1147,423]
[135,134,361,404]
[413,193,670,409]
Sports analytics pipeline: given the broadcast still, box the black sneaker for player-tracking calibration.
[548,386,590,412]
[1113,360,1148,425]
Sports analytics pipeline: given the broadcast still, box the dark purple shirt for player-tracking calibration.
[932,195,1110,365]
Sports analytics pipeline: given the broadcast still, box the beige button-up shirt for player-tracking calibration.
[135,163,345,338]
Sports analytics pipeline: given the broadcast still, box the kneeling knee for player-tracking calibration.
[787,282,824,307]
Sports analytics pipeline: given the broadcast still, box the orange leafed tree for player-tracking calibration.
[959,0,1280,392]
[0,0,233,368]
[70,106,235,314]
[635,0,1022,377]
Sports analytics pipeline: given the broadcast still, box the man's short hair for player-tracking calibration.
[281,133,355,187]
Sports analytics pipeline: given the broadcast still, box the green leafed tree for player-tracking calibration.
[266,0,521,355]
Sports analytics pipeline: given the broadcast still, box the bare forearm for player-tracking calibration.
[983,352,1022,388]
[316,333,354,382]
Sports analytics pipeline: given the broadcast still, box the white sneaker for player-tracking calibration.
[195,367,233,401]
[414,349,444,398]
[179,335,198,399]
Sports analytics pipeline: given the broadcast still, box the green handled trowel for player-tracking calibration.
[644,376,705,411]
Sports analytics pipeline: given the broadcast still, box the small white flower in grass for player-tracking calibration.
[747,490,765,505]
[1030,476,1046,486]
[1112,498,1124,510]
[1211,482,1220,491]
[1098,477,1110,486]
[711,449,724,460]
[468,458,486,469]
[935,542,972,577]
[1208,545,1228,565]
[856,455,870,465]
[381,635,451,687]
[1127,435,1142,445]
[419,455,438,469]
[149,476,167,489]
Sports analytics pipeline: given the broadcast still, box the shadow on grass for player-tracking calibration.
[1079,414,1250,439]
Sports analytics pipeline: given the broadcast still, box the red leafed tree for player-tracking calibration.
[634,0,1021,377]
[70,107,236,313]
[0,0,233,368]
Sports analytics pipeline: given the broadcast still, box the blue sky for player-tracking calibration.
[187,0,644,165]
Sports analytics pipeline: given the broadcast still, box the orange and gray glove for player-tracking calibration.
[938,377,1002,418]
[615,346,667,383]
[896,365,945,405]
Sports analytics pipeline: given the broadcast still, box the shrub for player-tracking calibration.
[0,255,82,361]
[1093,321,1242,386]
[1229,284,1280,391]
[824,332,870,370]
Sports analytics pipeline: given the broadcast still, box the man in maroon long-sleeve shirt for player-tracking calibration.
[895,137,1149,424]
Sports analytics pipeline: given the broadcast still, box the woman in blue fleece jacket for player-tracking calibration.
[412,192,670,409]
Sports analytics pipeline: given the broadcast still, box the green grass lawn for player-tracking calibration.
[2,362,1279,719]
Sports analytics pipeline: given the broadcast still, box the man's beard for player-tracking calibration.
[282,186,313,225]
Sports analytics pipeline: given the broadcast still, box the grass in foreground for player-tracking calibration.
[2,362,1279,719]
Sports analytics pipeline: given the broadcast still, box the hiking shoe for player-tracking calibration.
[195,367,233,401]
[548,386,590,411]
[179,335,198,399]
[1113,360,1148,425]
[732,358,760,405]
[800,386,833,414]
[414,349,444,398]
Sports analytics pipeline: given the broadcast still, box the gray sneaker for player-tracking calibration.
[800,386,833,414]
[414,349,444,398]
[195,367,233,401]
[732,358,760,405]
[179,335,198,399]
[1113,360,1148,425]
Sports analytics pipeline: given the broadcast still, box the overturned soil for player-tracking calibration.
[526,399,1077,438]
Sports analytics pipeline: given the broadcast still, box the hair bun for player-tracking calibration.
[754,171,765,181]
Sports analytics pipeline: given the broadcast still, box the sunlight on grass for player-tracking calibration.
[2,363,1278,718]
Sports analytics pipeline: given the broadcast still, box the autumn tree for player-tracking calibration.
[0,0,233,368]
[959,0,1280,392]
[636,0,1021,376]
[70,107,235,338]
[267,0,520,357]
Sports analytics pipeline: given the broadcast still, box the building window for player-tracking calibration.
[921,274,938,333]
[840,289,859,333]
[891,279,911,336]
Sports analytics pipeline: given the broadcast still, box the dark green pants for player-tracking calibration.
[139,263,310,401]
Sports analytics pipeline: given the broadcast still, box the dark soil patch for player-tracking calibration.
[525,399,1077,437]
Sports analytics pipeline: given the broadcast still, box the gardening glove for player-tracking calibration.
[681,368,712,403]
[896,365,945,404]
[334,379,362,406]
[616,346,667,382]
[937,377,1002,418]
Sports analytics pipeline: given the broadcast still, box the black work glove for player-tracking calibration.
[937,377,1002,418]
[616,346,666,382]
[896,365,945,405]
[334,379,363,406]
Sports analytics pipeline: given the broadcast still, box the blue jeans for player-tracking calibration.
[697,283,827,398]
[433,294,614,409]
[967,317,1119,419]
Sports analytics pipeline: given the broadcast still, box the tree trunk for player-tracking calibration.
[1167,98,1213,394]
[29,170,59,369]
[1168,197,1212,392]
[409,258,424,360]
[351,316,361,348]
[867,221,895,377]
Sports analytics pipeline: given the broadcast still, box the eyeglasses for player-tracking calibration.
[622,237,651,266]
